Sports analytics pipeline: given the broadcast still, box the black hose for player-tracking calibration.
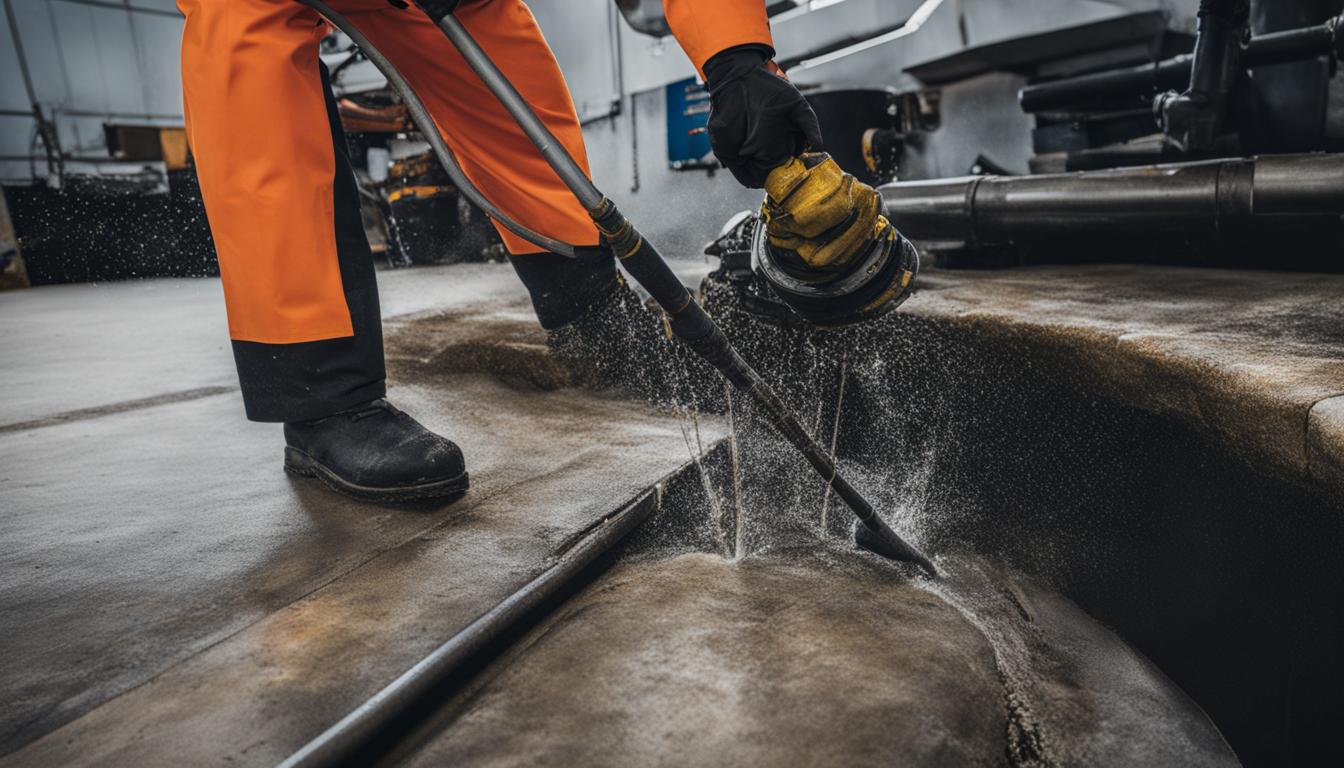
[274,9,940,768]
[300,0,934,574]
[295,0,575,256]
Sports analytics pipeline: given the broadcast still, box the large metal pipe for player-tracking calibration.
[881,153,1344,245]
[1019,13,1343,113]
[1154,0,1249,151]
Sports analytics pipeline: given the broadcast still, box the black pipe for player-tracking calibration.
[1186,0,1250,101]
[1249,15,1344,65]
[1155,0,1249,151]
[1019,13,1343,113]
[880,153,1344,245]
[278,491,660,768]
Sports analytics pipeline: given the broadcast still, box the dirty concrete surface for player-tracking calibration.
[902,264,1344,493]
[5,259,1329,766]
[0,265,723,764]
[400,549,1236,768]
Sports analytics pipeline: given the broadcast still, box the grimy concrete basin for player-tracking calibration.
[334,261,1342,766]
[694,262,1344,767]
[387,446,1241,767]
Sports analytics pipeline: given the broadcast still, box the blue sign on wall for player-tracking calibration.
[665,77,714,169]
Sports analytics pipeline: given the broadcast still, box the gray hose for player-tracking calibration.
[295,0,575,256]
[434,12,605,211]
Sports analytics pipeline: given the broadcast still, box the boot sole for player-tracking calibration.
[284,446,470,504]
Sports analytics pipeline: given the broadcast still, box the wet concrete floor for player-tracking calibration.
[0,266,722,764]
[397,549,1236,768]
[5,260,1322,765]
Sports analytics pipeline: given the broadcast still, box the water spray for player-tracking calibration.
[297,0,936,577]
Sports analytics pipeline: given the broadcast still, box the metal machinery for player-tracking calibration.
[1,1,217,285]
[881,0,1344,267]
[704,0,1344,327]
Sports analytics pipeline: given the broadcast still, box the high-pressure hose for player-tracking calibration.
[276,6,937,767]
[296,0,573,255]
[296,0,934,577]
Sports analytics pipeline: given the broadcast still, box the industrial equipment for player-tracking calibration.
[879,0,1344,267]
[707,0,1344,272]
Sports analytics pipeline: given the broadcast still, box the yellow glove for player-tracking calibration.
[761,153,884,272]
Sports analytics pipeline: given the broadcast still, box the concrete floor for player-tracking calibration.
[0,263,530,427]
[400,550,1236,768]
[6,259,1335,766]
[0,266,722,765]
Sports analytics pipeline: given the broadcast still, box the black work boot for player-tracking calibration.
[283,399,468,503]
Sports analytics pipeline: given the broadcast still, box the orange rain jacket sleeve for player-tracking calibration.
[663,0,775,78]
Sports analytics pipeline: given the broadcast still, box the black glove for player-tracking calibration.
[703,45,824,189]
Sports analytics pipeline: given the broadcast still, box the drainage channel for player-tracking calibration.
[698,267,1344,767]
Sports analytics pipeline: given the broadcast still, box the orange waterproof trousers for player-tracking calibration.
[178,0,771,421]
[180,0,598,346]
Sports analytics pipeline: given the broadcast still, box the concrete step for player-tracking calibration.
[907,264,1344,496]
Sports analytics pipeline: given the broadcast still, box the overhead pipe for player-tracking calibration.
[1154,0,1250,152]
[1018,13,1344,114]
[880,153,1344,245]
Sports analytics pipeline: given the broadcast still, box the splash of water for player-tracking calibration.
[820,352,849,531]
[724,381,747,560]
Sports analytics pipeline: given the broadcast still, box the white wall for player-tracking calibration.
[0,0,1190,249]
[1,0,185,182]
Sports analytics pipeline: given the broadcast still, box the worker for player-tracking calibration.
[178,0,884,502]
